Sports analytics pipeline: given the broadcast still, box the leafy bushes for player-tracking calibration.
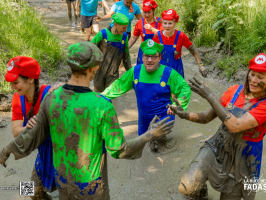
[0,0,63,93]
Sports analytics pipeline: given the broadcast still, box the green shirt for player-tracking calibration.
[91,28,129,54]
[102,64,191,110]
[49,86,125,183]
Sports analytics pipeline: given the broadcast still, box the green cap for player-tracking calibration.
[140,39,164,55]
[112,13,129,25]
[67,42,103,71]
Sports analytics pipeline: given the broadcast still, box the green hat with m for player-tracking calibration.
[140,39,164,55]
[112,13,129,25]
[67,42,103,71]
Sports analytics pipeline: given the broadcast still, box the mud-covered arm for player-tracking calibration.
[168,97,217,124]
[91,31,103,45]
[0,98,50,167]
[168,70,191,111]
[119,116,174,159]
[189,78,259,133]
[188,45,207,78]
[129,35,139,49]
[102,67,134,99]
[122,37,131,70]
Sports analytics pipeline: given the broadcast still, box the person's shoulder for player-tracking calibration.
[132,1,140,8]
[94,93,113,106]
[227,84,241,93]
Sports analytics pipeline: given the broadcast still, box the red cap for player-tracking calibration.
[161,9,179,22]
[5,56,41,82]
[249,53,266,72]
[143,0,157,12]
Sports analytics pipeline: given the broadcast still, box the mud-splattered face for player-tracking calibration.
[162,19,176,32]
[248,70,266,96]
[143,10,154,21]
[143,52,161,72]
[10,76,34,96]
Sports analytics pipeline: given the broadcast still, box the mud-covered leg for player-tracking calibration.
[30,167,52,200]
[179,147,214,199]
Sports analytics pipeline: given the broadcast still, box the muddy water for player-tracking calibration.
[0,0,265,200]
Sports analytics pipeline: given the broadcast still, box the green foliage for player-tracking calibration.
[0,0,64,93]
[155,0,265,78]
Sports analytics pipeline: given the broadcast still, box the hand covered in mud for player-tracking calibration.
[0,148,10,168]
[147,116,174,140]
[199,65,208,78]
[26,115,37,129]
[166,97,189,120]
[189,77,212,100]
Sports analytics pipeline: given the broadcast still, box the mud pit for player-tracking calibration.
[0,0,265,199]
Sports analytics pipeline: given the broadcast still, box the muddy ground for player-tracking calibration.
[0,0,265,200]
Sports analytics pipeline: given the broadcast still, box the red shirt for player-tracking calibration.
[133,17,162,41]
[220,85,266,142]
[153,30,192,59]
[12,85,49,121]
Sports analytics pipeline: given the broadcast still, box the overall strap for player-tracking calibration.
[158,31,163,44]
[41,85,51,102]
[134,64,142,81]
[229,85,244,105]
[173,30,181,47]
[20,96,26,121]
[160,66,172,84]
[142,18,146,35]
[155,17,160,29]
[99,94,112,103]
[101,29,108,41]
[249,99,266,111]
[122,32,127,45]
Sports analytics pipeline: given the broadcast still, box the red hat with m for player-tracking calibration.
[249,53,266,72]
[143,0,158,12]
[161,9,179,22]
[5,56,41,82]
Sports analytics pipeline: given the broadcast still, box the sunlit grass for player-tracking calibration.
[155,0,266,78]
[0,0,64,93]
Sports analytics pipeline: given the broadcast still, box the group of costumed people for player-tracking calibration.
[0,0,265,200]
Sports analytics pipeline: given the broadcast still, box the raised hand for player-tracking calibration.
[188,77,212,99]
[199,65,208,78]
[147,116,174,139]
[167,97,189,120]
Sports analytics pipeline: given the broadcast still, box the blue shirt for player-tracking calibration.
[81,0,102,17]
[111,0,141,32]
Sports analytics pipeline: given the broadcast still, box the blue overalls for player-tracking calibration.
[227,85,265,179]
[158,30,184,77]
[133,64,175,135]
[20,85,56,191]
[136,18,159,65]
[101,29,127,53]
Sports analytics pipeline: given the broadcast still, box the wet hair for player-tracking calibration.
[243,70,251,95]
[20,75,40,120]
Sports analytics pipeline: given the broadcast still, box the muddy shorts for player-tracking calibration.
[81,15,98,28]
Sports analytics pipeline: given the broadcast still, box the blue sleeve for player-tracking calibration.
[111,3,117,12]
[134,3,141,15]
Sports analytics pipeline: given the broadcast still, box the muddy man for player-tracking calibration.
[168,53,266,200]
[0,42,175,200]
[91,13,131,92]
